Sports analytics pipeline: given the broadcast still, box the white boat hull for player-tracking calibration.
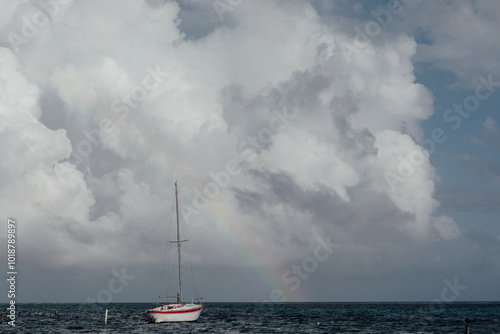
[147,303,202,323]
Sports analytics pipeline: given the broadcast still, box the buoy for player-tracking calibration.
[105,309,108,325]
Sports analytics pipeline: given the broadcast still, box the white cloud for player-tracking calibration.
[483,117,499,137]
[0,48,95,267]
[1,0,487,302]
[396,0,500,86]
[432,215,461,241]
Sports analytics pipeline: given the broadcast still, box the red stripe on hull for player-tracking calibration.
[147,307,202,314]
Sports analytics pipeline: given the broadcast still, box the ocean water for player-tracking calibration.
[1,302,499,333]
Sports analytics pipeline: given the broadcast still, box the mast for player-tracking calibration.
[175,181,183,304]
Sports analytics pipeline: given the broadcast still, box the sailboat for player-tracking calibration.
[147,182,203,323]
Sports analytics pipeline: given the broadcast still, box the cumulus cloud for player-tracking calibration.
[471,117,500,149]
[1,0,448,256]
[0,47,95,266]
[394,0,500,87]
[1,0,490,302]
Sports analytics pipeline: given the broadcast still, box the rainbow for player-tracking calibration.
[39,70,311,302]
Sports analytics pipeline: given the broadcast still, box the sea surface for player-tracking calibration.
[1,302,499,333]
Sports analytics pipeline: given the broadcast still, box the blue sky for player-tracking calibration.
[417,65,500,233]
[0,0,499,303]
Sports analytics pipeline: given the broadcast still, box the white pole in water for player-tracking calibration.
[105,309,108,325]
